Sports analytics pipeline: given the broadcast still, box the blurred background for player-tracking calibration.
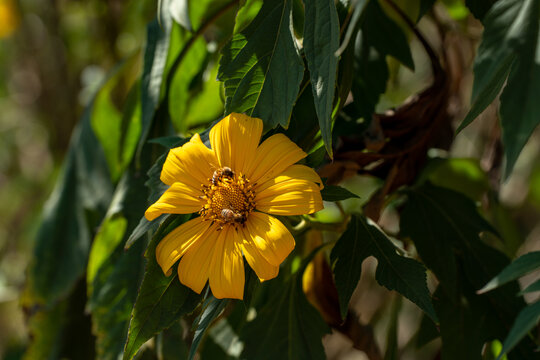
[1,0,539,359]
[0,0,154,356]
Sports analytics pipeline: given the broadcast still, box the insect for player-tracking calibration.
[221,208,246,225]
[212,166,235,185]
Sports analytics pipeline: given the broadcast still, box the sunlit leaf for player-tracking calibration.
[218,0,304,128]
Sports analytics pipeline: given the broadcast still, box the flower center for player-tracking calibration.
[200,167,256,228]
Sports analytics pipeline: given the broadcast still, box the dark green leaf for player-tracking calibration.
[519,278,540,295]
[479,251,540,294]
[465,0,496,20]
[156,321,190,360]
[457,0,535,138]
[499,0,540,177]
[331,215,437,322]
[188,296,229,360]
[497,300,540,359]
[362,0,414,70]
[418,0,436,21]
[218,0,304,128]
[351,29,389,119]
[401,183,538,359]
[401,183,496,298]
[303,0,340,157]
[25,106,113,306]
[87,167,151,360]
[321,185,360,201]
[336,0,368,56]
[137,13,174,160]
[147,135,186,148]
[123,215,201,360]
[240,258,331,360]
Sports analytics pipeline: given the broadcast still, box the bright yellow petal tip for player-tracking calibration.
[147,113,324,299]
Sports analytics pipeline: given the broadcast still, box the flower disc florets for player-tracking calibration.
[200,168,256,228]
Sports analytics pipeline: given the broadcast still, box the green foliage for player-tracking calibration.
[303,0,340,156]
[240,257,331,360]
[218,0,304,128]
[458,0,540,177]
[331,215,436,321]
[22,1,540,359]
[123,215,201,360]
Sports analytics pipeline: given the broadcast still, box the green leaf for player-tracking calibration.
[87,166,152,360]
[321,185,360,201]
[401,183,538,359]
[218,0,305,128]
[479,251,540,294]
[499,0,540,177]
[351,29,389,119]
[240,259,331,360]
[303,0,340,157]
[362,0,414,70]
[156,321,190,359]
[457,0,536,135]
[25,106,113,306]
[519,278,540,295]
[91,58,141,181]
[497,300,540,359]
[123,215,201,360]
[401,183,496,298]
[188,296,229,360]
[137,13,174,160]
[169,0,193,31]
[331,215,437,322]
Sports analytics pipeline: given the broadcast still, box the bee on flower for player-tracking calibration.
[145,113,323,299]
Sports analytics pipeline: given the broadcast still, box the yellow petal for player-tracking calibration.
[145,182,204,221]
[160,133,218,187]
[177,223,221,294]
[209,113,263,173]
[209,227,245,299]
[155,217,210,276]
[243,212,295,266]
[244,134,307,184]
[240,226,279,281]
[255,164,324,193]
[256,179,323,215]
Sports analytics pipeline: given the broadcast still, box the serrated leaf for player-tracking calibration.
[303,0,340,157]
[123,215,201,360]
[362,0,414,70]
[401,183,538,359]
[331,215,437,322]
[321,185,359,201]
[218,0,304,128]
[497,300,540,359]
[240,258,331,360]
[188,296,229,360]
[499,0,540,177]
[479,251,540,294]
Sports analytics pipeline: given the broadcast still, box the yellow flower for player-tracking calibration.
[145,113,323,299]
